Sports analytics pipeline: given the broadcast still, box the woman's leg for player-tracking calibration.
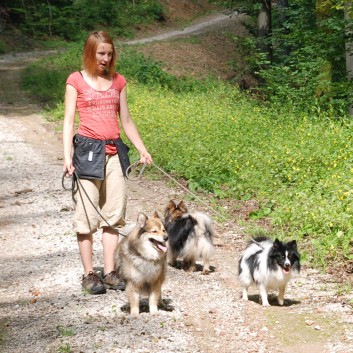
[78,232,106,294]
[77,233,94,276]
[73,179,106,294]
[73,178,100,237]
[100,154,127,275]
[102,226,119,275]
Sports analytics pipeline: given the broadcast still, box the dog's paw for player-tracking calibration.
[130,308,140,316]
[184,265,196,272]
[149,307,158,315]
[242,290,249,301]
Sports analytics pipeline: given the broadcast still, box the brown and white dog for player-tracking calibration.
[164,200,215,274]
[115,212,168,316]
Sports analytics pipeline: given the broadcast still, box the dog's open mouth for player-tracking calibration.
[150,239,167,252]
[283,266,291,274]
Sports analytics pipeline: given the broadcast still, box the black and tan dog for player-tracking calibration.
[164,200,215,274]
[115,212,168,316]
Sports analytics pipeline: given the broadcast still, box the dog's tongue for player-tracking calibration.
[157,243,168,252]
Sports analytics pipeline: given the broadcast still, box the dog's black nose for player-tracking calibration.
[164,235,168,242]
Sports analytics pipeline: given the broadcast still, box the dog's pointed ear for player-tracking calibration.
[167,200,176,211]
[169,200,176,207]
[287,240,298,250]
[178,201,188,213]
[189,215,197,225]
[136,212,148,228]
[153,211,160,219]
[273,238,282,250]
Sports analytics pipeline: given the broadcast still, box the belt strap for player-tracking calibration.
[104,139,117,145]
[76,134,118,145]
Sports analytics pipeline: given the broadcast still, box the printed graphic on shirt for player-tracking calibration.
[83,88,120,120]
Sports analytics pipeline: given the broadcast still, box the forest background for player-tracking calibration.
[1,0,353,277]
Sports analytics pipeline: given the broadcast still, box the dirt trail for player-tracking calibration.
[125,11,240,44]
[0,14,353,353]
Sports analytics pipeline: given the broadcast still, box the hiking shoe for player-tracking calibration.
[82,271,107,295]
[103,271,125,291]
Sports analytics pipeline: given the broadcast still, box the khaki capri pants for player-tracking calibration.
[73,153,127,234]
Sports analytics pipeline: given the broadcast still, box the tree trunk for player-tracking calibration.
[278,0,290,57]
[345,2,353,116]
[315,0,333,101]
[279,0,289,23]
[258,0,272,63]
[46,0,52,37]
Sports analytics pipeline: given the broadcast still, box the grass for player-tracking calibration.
[20,43,353,270]
[0,321,7,350]
[57,326,75,337]
[266,311,342,347]
[56,326,75,353]
[58,343,72,353]
[0,40,6,54]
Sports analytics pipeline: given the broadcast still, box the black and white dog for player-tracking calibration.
[238,237,300,306]
[164,200,215,274]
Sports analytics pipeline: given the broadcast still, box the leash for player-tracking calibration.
[62,171,123,237]
[127,161,263,248]
[62,161,263,247]
[125,160,147,181]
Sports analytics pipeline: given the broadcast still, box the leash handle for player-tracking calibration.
[126,160,147,181]
[62,171,77,191]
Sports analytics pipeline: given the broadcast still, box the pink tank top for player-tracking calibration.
[66,71,126,154]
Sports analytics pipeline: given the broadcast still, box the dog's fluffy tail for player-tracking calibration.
[191,212,215,260]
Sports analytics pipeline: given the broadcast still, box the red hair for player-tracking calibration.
[82,31,116,77]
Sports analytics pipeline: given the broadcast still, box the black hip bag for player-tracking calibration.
[72,134,131,180]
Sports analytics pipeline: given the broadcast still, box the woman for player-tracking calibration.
[63,31,152,294]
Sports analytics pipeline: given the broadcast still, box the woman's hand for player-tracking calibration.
[139,151,152,164]
[63,160,75,176]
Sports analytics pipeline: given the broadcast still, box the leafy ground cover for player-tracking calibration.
[120,81,353,270]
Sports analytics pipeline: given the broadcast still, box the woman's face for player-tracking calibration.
[96,42,113,74]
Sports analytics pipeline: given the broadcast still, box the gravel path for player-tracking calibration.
[125,11,241,45]
[1,15,353,353]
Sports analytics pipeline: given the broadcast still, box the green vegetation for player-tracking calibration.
[3,0,164,40]
[0,321,7,350]
[266,311,342,346]
[57,326,75,337]
[20,43,353,269]
[0,40,6,54]
[58,343,72,353]
[225,0,353,116]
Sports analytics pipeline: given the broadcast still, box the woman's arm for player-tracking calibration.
[62,84,78,175]
[119,85,152,164]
